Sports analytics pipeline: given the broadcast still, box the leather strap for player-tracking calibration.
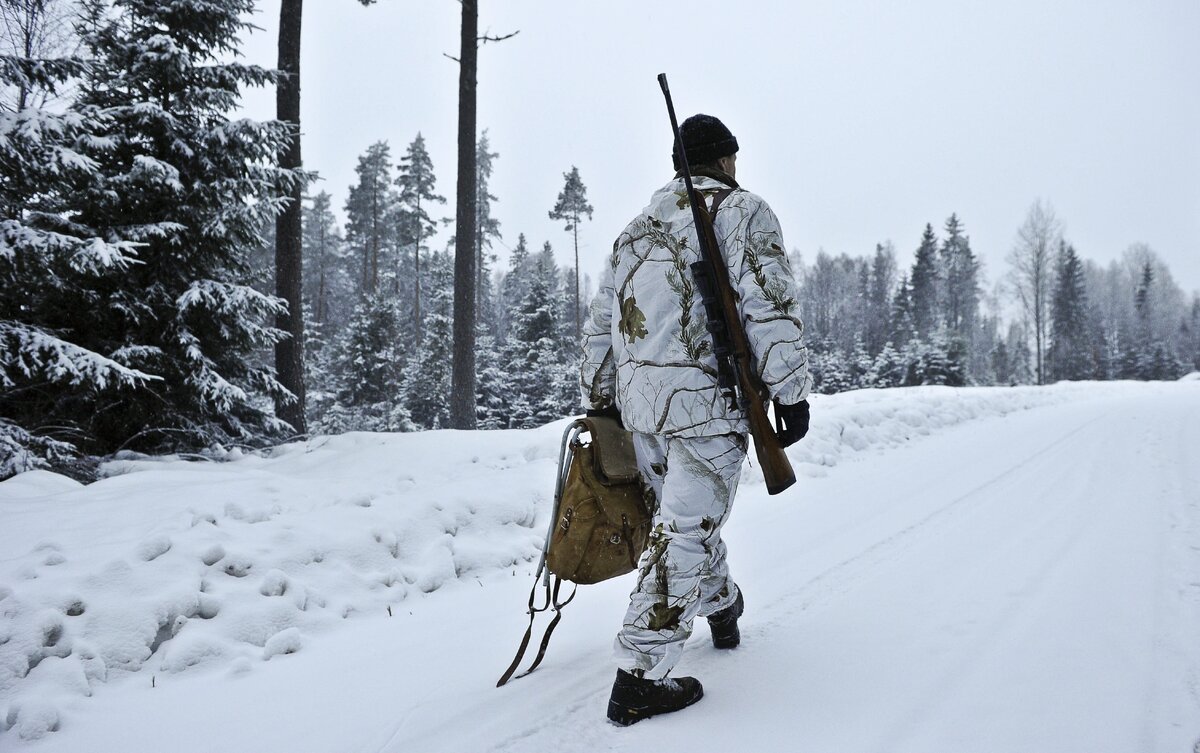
[709,187,734,217]
[496,573,577,687]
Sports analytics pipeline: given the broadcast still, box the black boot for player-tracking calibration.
[607,669,704,726]
[707,588,744,649]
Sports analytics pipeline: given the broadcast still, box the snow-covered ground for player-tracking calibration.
[2,380,1199,751]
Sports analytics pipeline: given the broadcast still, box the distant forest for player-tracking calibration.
[2,0,1198,479]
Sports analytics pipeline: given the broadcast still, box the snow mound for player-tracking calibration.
[1180,371,1200,381]
[0,381,1170,737]
[0,470,82,502]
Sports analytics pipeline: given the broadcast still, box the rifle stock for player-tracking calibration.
[658,73,796,496]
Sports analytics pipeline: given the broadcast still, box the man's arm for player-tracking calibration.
[579,242,619,411]
[728,200,812,405]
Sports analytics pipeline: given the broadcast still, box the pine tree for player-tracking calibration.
[273,0,306,436]
[345,141,396,296]
[302,191,347,327]
[68,0,302,451]
[910,223,940,339]
[474,129,501,320]
[395,133,445,326]
[548,166,593,340]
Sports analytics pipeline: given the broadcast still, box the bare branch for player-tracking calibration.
[478,29,519,45]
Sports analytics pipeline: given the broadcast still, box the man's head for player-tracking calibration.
[673,114,739,178]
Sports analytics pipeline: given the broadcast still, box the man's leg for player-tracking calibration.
[614,432,746,680]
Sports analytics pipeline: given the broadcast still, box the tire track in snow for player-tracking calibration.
[753,413,1106,626]
[874,422,1120,752]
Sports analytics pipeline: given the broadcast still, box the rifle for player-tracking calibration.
[656,73,796,496]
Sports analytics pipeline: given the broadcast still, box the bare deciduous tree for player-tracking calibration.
[1007,199,1061,385]
[0,0,77,111]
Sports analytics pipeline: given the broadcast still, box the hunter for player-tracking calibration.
[580,113,813,725]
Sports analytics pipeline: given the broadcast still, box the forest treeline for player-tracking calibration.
[1,0,1198,479]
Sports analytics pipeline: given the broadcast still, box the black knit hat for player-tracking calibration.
[672,114,739,170]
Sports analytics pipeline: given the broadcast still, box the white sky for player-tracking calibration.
[237,0,1200,297]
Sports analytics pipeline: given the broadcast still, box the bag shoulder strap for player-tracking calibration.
[496,574,577,687]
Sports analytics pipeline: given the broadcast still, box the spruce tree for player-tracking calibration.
[504,252,566,427]
[1005,322,1034,384]
[497,232,532,341]
[0,55,154,473]
[69,0,302,451]
[1047,242,1092,381]
[334,293,409,431]
[403,250,454,429]
[909,223,940,339]
[548,166,593,340]
[867,343,906,388]
[939,214,979,337]
[890,274,916,345]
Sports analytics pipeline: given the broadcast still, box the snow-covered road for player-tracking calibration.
[3,381,1198,752]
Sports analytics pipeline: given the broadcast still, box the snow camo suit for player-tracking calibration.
[580,171,811,679]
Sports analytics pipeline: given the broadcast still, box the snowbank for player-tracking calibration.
[0,381,1168,739]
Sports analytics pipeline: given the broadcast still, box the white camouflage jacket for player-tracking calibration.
[580,172,811,437]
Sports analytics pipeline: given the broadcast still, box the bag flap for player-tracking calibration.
[579,416,639,485]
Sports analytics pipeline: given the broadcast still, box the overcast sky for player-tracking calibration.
[237,0,1200,299]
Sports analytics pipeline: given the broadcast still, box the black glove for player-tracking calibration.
[775,399,809,448]
[586,405,624,429]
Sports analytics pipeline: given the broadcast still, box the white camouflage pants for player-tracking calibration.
[613,432,746,680]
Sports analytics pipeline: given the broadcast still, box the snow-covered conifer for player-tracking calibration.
[0,49,154,473]
[64,0,302,450]
[402,250,454,429]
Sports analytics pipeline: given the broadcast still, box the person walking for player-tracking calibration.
[580,113,813,725]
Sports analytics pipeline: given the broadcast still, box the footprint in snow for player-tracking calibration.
[200,544,225,566]
[222,557,253,578]
[136,536,172,562]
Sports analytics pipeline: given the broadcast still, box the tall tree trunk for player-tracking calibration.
[573,216,580,340]
[414,193,422,326]
[273,0,306,436]
[449,0,478,429]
